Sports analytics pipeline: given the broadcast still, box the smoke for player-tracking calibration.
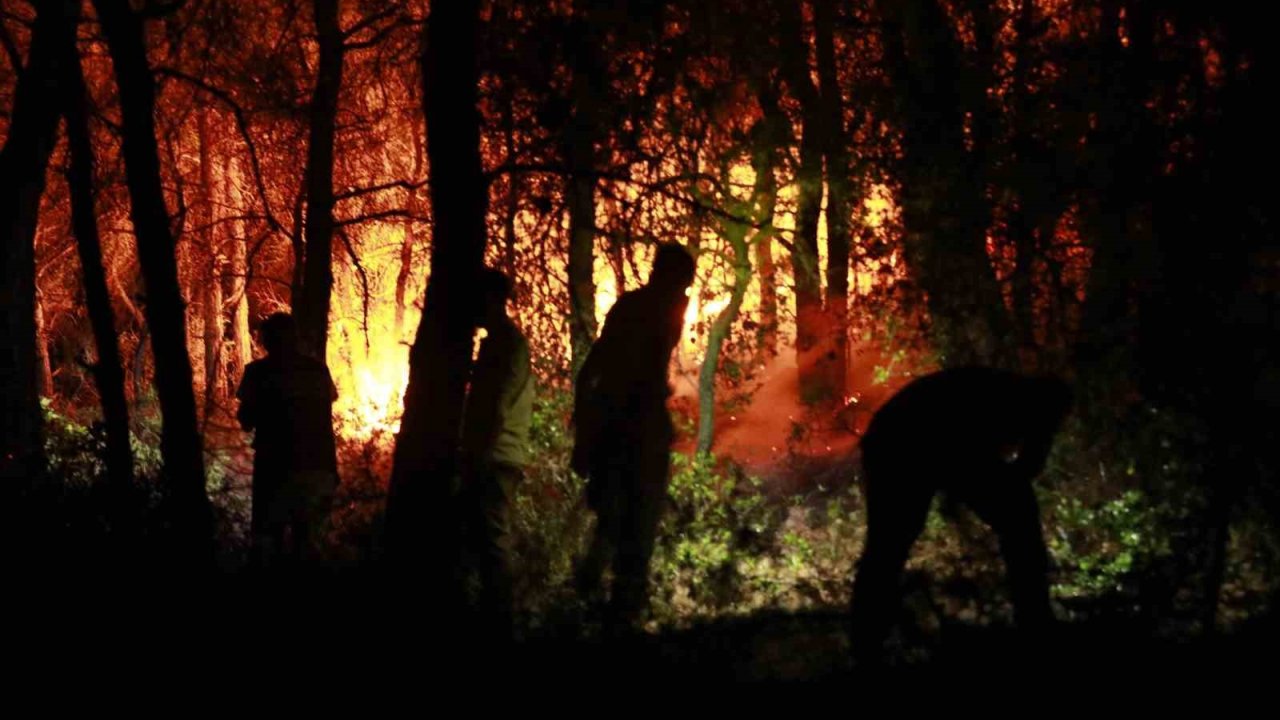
[682,339,917,495]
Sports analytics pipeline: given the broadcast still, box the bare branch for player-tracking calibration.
[155,66,288,238]
[335,178,428,203]
[0,18,22,75]
[334,209,429,228]
[344,21,400,51]
[341,4,399,40]
[337,229,372,351]
[140,0,188,19]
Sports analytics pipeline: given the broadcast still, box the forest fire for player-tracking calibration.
[328,238,744,440]
[5,0,1276,667]
[338,366,407,439]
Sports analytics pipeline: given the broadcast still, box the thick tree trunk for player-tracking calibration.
[296,0,345,360]
[879,0,1012,367]
[0,0,75,496]
[1076,0,1157,381]
[94,0,212,559]
[62,14,136,499]
[386,1,487,566]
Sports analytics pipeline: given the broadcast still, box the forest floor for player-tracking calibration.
[19,583,1278,690]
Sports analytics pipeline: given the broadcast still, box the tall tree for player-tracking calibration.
[753,82,786,360]
[0,0,76,499]
[386,1,488,564]
[697,127,779,454]
[94,0,212,557]
[197,108,224,406]
[777,0,829,403]
[295,0,344,360]
[61,1,135,497]
[563,0,603,373]
[223,154,252,390]
[878,0,1013,366]
[814,0,855,398]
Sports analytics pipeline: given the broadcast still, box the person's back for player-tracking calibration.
[573,243,695,630]
[239,352,338,475]
[590,282,686,413]
[852,366,1071,665]
[460,314,533,470]
[236,313,338,567]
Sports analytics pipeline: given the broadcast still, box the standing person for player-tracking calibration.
[236,312,339,569]
[573,243,696,631]
[458,269,534,638]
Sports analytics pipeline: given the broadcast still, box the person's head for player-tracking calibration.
[476,268,513,329]
[648,243,696,297]
[259,312,298,357]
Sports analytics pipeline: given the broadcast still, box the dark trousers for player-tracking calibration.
[576,436,671,630]
[252,464,337,570]
[459,463,523,637]
[850,462,1051,664]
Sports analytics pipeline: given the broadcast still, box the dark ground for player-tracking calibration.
[15,572,1279,693]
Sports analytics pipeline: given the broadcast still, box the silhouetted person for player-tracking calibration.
[573,243,696,631]
[850,366,1071,665]
[236,312,339,569]
[457,269,534,638]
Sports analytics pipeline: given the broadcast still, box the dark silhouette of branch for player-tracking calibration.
[154,66,287,238]
[0,19,22,75]
[337,229,372,351]
[335,177,428,202]
[334,208,428,227]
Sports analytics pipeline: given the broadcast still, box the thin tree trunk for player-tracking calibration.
[778,2,827,404]
[296,0,345,360]
[224,154,252,383]
[386,1,488,567]
[815,0,853,400]
[62,13,136,498]
[502,89,519,280]
[565,116,598,374]
[564,3,600,374]
[0,0,76,496]
[198,109,224,407]
[34,287,54,397]
[394,123,425,339]
[94,0,212,559]
[697,232,751,456]
[754,87,785,360]
[696,147,777,454]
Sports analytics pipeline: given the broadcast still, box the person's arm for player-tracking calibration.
[235,365,258,431]
[461,330,513,466]
[571,304,620,476]
[573,340,601,426]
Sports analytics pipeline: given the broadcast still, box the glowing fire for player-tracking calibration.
[328,222,419,440]
[323,177,902,441]
[344,367,407,437]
